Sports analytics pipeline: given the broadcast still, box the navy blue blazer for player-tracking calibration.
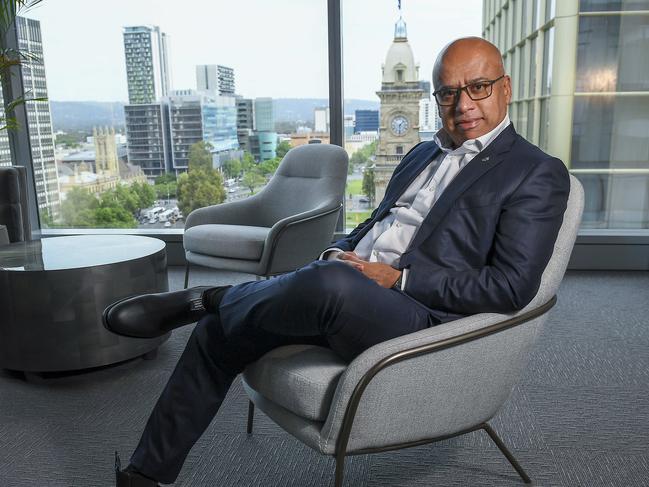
[333,124,570,322]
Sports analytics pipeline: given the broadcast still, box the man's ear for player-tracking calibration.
[503,75,512,104]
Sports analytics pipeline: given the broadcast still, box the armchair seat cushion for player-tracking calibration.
[184,224,270,260]
[242,345,348,422]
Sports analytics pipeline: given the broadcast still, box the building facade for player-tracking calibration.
[124,103,171,178]
[314,106,330,133]
[483,0,649,229]
[0,16,60,219]
[123,25,171,105]
[254,97,274,132]
[354,109,379,133]
[236,97,254,152]
[196,64,236,96]
[166,90,238,172]
[374,16,426,202]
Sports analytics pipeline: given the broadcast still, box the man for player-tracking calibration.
[106,37,569,486]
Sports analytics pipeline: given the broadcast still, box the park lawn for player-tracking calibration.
[346,179,362,196]
[346,210,372,228]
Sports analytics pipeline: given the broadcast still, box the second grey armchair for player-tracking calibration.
[183,144,348,286]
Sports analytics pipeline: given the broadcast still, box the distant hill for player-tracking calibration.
[50,101,126,131]
[49,98,380,132]
[273,98,379,122]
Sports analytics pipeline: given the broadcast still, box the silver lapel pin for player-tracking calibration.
[481,156,490,162]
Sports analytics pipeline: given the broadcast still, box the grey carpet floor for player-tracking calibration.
[0,268,648,487]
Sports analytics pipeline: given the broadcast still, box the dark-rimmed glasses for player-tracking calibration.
[433,75,506,106]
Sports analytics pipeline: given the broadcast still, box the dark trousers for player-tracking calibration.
[130,260,442,484]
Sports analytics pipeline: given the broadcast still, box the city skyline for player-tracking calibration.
[26,0,482,102]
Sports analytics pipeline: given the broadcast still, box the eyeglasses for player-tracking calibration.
[433,75,506,106]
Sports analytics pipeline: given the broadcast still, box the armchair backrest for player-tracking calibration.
[254,144,348,227]
[0,166,31,243]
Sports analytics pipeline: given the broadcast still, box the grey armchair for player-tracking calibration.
[183,144,348,286]
[241,175,584,485]
[0,166,31,245]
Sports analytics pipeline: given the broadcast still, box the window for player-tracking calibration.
[21,1,328,230]
[343,0,482,231]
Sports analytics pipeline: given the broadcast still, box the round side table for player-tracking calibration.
[0,235,169,373]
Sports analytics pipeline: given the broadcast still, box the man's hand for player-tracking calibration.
[337,252,402,288]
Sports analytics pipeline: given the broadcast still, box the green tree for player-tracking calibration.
[241,151,256,172]
[241,171,265,195]
[187,141,214,170]
[154,173,177,185]
[60,187,99,227]
[130,181,156,209]
[177,168,226,215]
[362,165,376,204]
[221,158,242,180]
[256,157,281,178]
[275,140,291,159]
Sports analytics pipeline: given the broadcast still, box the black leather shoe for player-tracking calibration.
[103,286,220,338]
[115,452,160,487]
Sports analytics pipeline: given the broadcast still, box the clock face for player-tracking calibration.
[391,115,409,136]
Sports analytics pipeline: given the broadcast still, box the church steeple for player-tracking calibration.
[394,17,407,41]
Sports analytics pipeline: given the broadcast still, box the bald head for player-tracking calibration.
[431,37,511,146]
[433,37,504,90]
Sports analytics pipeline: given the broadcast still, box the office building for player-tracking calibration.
[166,90,238,171]
[236,97,254,152]
[216,65,235,95]
[196,64,236,96]
[314,106,330,133]
[124,103,171,178]
[254,97,274,132]
[419,98,441,132]
[484,0,649,229]
[344,115,355,138]
[0,17,60,219]
[354,109,379,133]
[123,25,171,104]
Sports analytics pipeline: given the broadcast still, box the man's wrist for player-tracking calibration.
[392,271,403,290]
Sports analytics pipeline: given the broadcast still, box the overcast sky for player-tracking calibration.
[27,0,483,102]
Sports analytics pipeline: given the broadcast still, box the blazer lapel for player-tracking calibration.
[404,125,518,253]
[376,143,441,218]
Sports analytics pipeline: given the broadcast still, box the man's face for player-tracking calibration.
[435,46,511,147]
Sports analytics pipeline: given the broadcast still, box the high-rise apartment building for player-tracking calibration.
[124,103,171,178]
[483,0,649,229]
[123,25,171,104]
[419,99,441,132]
[166,90,238,171]
[314,106,330,133]
[254,97,274,132]
[196,65,235,96]
[216,65,235,95]
[236,97,254,152]
[0,17,60,219]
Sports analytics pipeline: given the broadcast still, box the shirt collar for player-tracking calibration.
[434,114,511,156]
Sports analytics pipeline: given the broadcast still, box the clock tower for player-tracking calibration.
[374,15,426,202]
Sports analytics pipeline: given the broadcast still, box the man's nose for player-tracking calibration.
[456,88,475,112]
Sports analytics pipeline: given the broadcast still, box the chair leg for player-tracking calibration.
[246,400,255,434]
[184,262,190,289]
[334,453,345,487]
[482,423,532,484]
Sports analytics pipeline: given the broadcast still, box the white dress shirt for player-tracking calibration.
[324,115,511,290]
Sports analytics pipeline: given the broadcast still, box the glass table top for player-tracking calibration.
[0,235,165,271]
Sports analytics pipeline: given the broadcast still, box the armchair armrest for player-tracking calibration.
[261,203,342,275]
[318,297,557,454]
